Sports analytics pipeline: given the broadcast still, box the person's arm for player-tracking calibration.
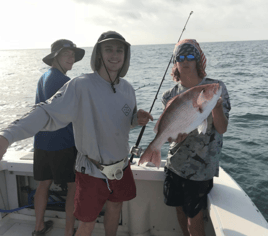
[0,105,50,145]
[0,79,79,158]
[212,82,231,134]
[212,98,228,134]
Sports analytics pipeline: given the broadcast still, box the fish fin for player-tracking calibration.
[197,119,207,134]
[196,89,205,112]
[195,89,204,106]
[154,94,181,133]
[138,144,161,169]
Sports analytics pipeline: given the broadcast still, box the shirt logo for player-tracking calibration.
[122,104,131,116]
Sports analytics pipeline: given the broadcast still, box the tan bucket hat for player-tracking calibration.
[90,31,131,77]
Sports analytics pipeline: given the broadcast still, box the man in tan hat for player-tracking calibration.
[33,40,84,236]
[0,31,153,236]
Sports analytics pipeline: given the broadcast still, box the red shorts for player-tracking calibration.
[74,163,136,222]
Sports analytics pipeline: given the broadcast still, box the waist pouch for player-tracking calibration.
[87,156,128,180]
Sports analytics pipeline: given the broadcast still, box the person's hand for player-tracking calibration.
[137,109,153,126]
[0,136,9,161]
[168,133,188,143]
[213,97,223,111]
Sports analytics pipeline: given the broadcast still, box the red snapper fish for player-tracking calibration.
[138,83,222,168]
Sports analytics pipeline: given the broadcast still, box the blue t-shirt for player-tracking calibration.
[34,68,75,151]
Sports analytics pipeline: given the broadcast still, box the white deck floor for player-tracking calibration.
[0,213,131,236]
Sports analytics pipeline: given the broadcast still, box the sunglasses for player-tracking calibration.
[176,54,195,62]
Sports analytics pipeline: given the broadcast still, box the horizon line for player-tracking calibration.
[0,39,267,51]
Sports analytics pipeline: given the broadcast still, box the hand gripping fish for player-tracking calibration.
[138,83,222,168]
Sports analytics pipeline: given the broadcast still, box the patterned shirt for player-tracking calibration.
[162,77,231,181]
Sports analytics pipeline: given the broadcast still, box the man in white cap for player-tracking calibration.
[0,31,153,236]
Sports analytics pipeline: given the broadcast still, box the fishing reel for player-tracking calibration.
[129,146,143,165]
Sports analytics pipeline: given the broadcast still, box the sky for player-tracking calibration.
[0,0,267,50]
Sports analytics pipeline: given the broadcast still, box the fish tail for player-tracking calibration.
[138,144,161,168]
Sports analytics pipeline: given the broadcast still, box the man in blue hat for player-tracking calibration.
[33,40,85,236]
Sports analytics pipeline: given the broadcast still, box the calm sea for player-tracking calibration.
[0,40,268,220]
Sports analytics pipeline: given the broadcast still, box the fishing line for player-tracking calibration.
[100,53,117,93]
[129,11,194,164]
[134,83,150,91]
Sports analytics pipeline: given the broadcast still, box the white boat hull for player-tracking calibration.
[0,151,267,235]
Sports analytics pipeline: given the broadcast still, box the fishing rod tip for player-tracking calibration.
[190,11,193,14]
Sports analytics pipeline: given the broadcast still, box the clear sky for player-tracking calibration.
[1,0,267,50]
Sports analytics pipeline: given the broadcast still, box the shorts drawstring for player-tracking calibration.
[105,178,113,193]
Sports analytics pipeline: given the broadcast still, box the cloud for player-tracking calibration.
[72,0,188,46]
[1,0,268,50]
[73,0,183,22]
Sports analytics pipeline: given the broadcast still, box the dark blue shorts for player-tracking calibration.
[163,167,213,218]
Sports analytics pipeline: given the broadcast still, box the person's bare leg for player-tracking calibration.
[34,180,53,231]
[187,210,205,236]
[64,182,76,236]
[176,206,190,236]
[104,201,123,236]
[75,221,96,236]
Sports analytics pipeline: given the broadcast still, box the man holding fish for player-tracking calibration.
[0,31,153,236]
[139,39,231,236]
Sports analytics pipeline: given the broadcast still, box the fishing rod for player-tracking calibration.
[135,83,150,91]
[129,11,194,164]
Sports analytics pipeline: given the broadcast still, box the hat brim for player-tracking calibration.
[97,38,130,46]
[43,47,85,66]
[90,38,130,77]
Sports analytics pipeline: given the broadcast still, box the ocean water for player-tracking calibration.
[0,40,268,221]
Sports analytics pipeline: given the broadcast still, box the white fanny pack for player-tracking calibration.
[87,156,128,180]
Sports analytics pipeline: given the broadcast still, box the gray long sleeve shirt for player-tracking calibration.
[0,72,138,178]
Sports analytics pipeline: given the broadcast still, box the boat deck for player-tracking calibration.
[0,214,66,236]
[0,213,127,236]
[0,211,215,236]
